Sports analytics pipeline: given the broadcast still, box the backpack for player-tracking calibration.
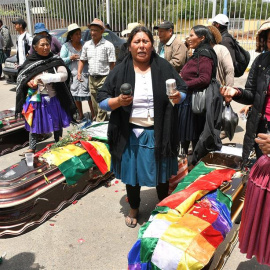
[223,33,250,77]
[0,25,14,48]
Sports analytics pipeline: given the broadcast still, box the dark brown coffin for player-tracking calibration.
[0,110,29,155]
[0,157,113,237]
[200,151,248,270]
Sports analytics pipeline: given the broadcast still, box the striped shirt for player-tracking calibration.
[80,37,116,76]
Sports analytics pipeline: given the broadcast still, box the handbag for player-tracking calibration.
[192,89,207,114]
[191,54,209,114]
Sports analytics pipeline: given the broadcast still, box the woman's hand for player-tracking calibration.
[27,79,38,89]
[70,54,80,61]
[255,133,270,155]
[118,94,133,107]
[77,73,83,82]
[169,91,181,104]
[220,86,238,103]
[239,105,252,116]
[108,94,133,110]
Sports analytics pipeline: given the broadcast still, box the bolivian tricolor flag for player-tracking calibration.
[41,141,110,185]
[128,162,235,270]
[80,140,111,174]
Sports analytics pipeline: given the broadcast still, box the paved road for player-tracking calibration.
[0,74,269,270]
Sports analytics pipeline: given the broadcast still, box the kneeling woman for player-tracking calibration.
[97,26,187,228]
[15,35,77,154]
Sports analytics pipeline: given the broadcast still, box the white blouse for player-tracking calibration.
[129,70,154,127]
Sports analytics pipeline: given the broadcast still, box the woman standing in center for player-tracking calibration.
[97,26,187,228]
[60,23,95,121]
[178,25,217,165]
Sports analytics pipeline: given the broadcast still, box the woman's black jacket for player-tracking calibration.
[234,51,270,165]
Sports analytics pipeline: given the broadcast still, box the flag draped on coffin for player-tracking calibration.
[128,162,235,270]
[41,141,111,185]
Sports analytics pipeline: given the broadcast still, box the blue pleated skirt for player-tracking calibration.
[112,125,178,187]
[24,95,71,134]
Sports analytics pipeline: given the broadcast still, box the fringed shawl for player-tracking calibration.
[15,55,77,118]
[97,52,187,161]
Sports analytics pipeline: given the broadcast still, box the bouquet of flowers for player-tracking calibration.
[50,127,92,150]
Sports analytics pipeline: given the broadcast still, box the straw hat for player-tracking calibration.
[207,25,222,44]
[68,23,80,33]
[121,22,141,36]
[89,18,105,30]
[255,20,270,53]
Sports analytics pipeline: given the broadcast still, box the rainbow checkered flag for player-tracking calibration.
[128,162,235,270]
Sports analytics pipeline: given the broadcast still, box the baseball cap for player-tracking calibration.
[154,21,174,30]
[12,18,26,25]
[89,18,105,30]
[34,23,49,34]
[209,14,229,26]
[121,22,141,36]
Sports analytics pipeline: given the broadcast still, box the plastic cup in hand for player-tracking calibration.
[25,153,34,167]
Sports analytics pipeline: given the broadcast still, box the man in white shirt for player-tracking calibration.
[78,18,116,122]
[12,18,32,67]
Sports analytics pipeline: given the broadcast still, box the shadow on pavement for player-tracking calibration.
[119,188,159,226]
[1,252,45,269]
[235,125,244,133]
[7,86,16,92]
[237,257,270,270]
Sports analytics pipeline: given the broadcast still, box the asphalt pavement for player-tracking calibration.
[0,73,269,270]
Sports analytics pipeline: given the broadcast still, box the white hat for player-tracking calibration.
[121,22,141,36]
[209,14,229,26]
[68,23,80,33]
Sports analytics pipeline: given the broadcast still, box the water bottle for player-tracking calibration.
[239,112,247,122]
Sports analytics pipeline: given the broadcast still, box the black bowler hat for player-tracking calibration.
[154,21,174,30]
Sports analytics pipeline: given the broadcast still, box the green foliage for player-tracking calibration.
[0,7,24,17]
[37,0,269,26]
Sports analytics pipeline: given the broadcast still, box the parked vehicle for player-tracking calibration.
[3,28,125,84]
[3,55,17,84]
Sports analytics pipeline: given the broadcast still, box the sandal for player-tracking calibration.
[125,215,138,228]
[77,117,87,124]
[19,149,35,157]
[125,208,139,228]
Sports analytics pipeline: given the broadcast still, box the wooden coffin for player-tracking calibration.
[201,151,248,270]
[0,109,28,155]
[0,157,113,237]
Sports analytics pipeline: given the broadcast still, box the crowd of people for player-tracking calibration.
[2,13,270,265]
